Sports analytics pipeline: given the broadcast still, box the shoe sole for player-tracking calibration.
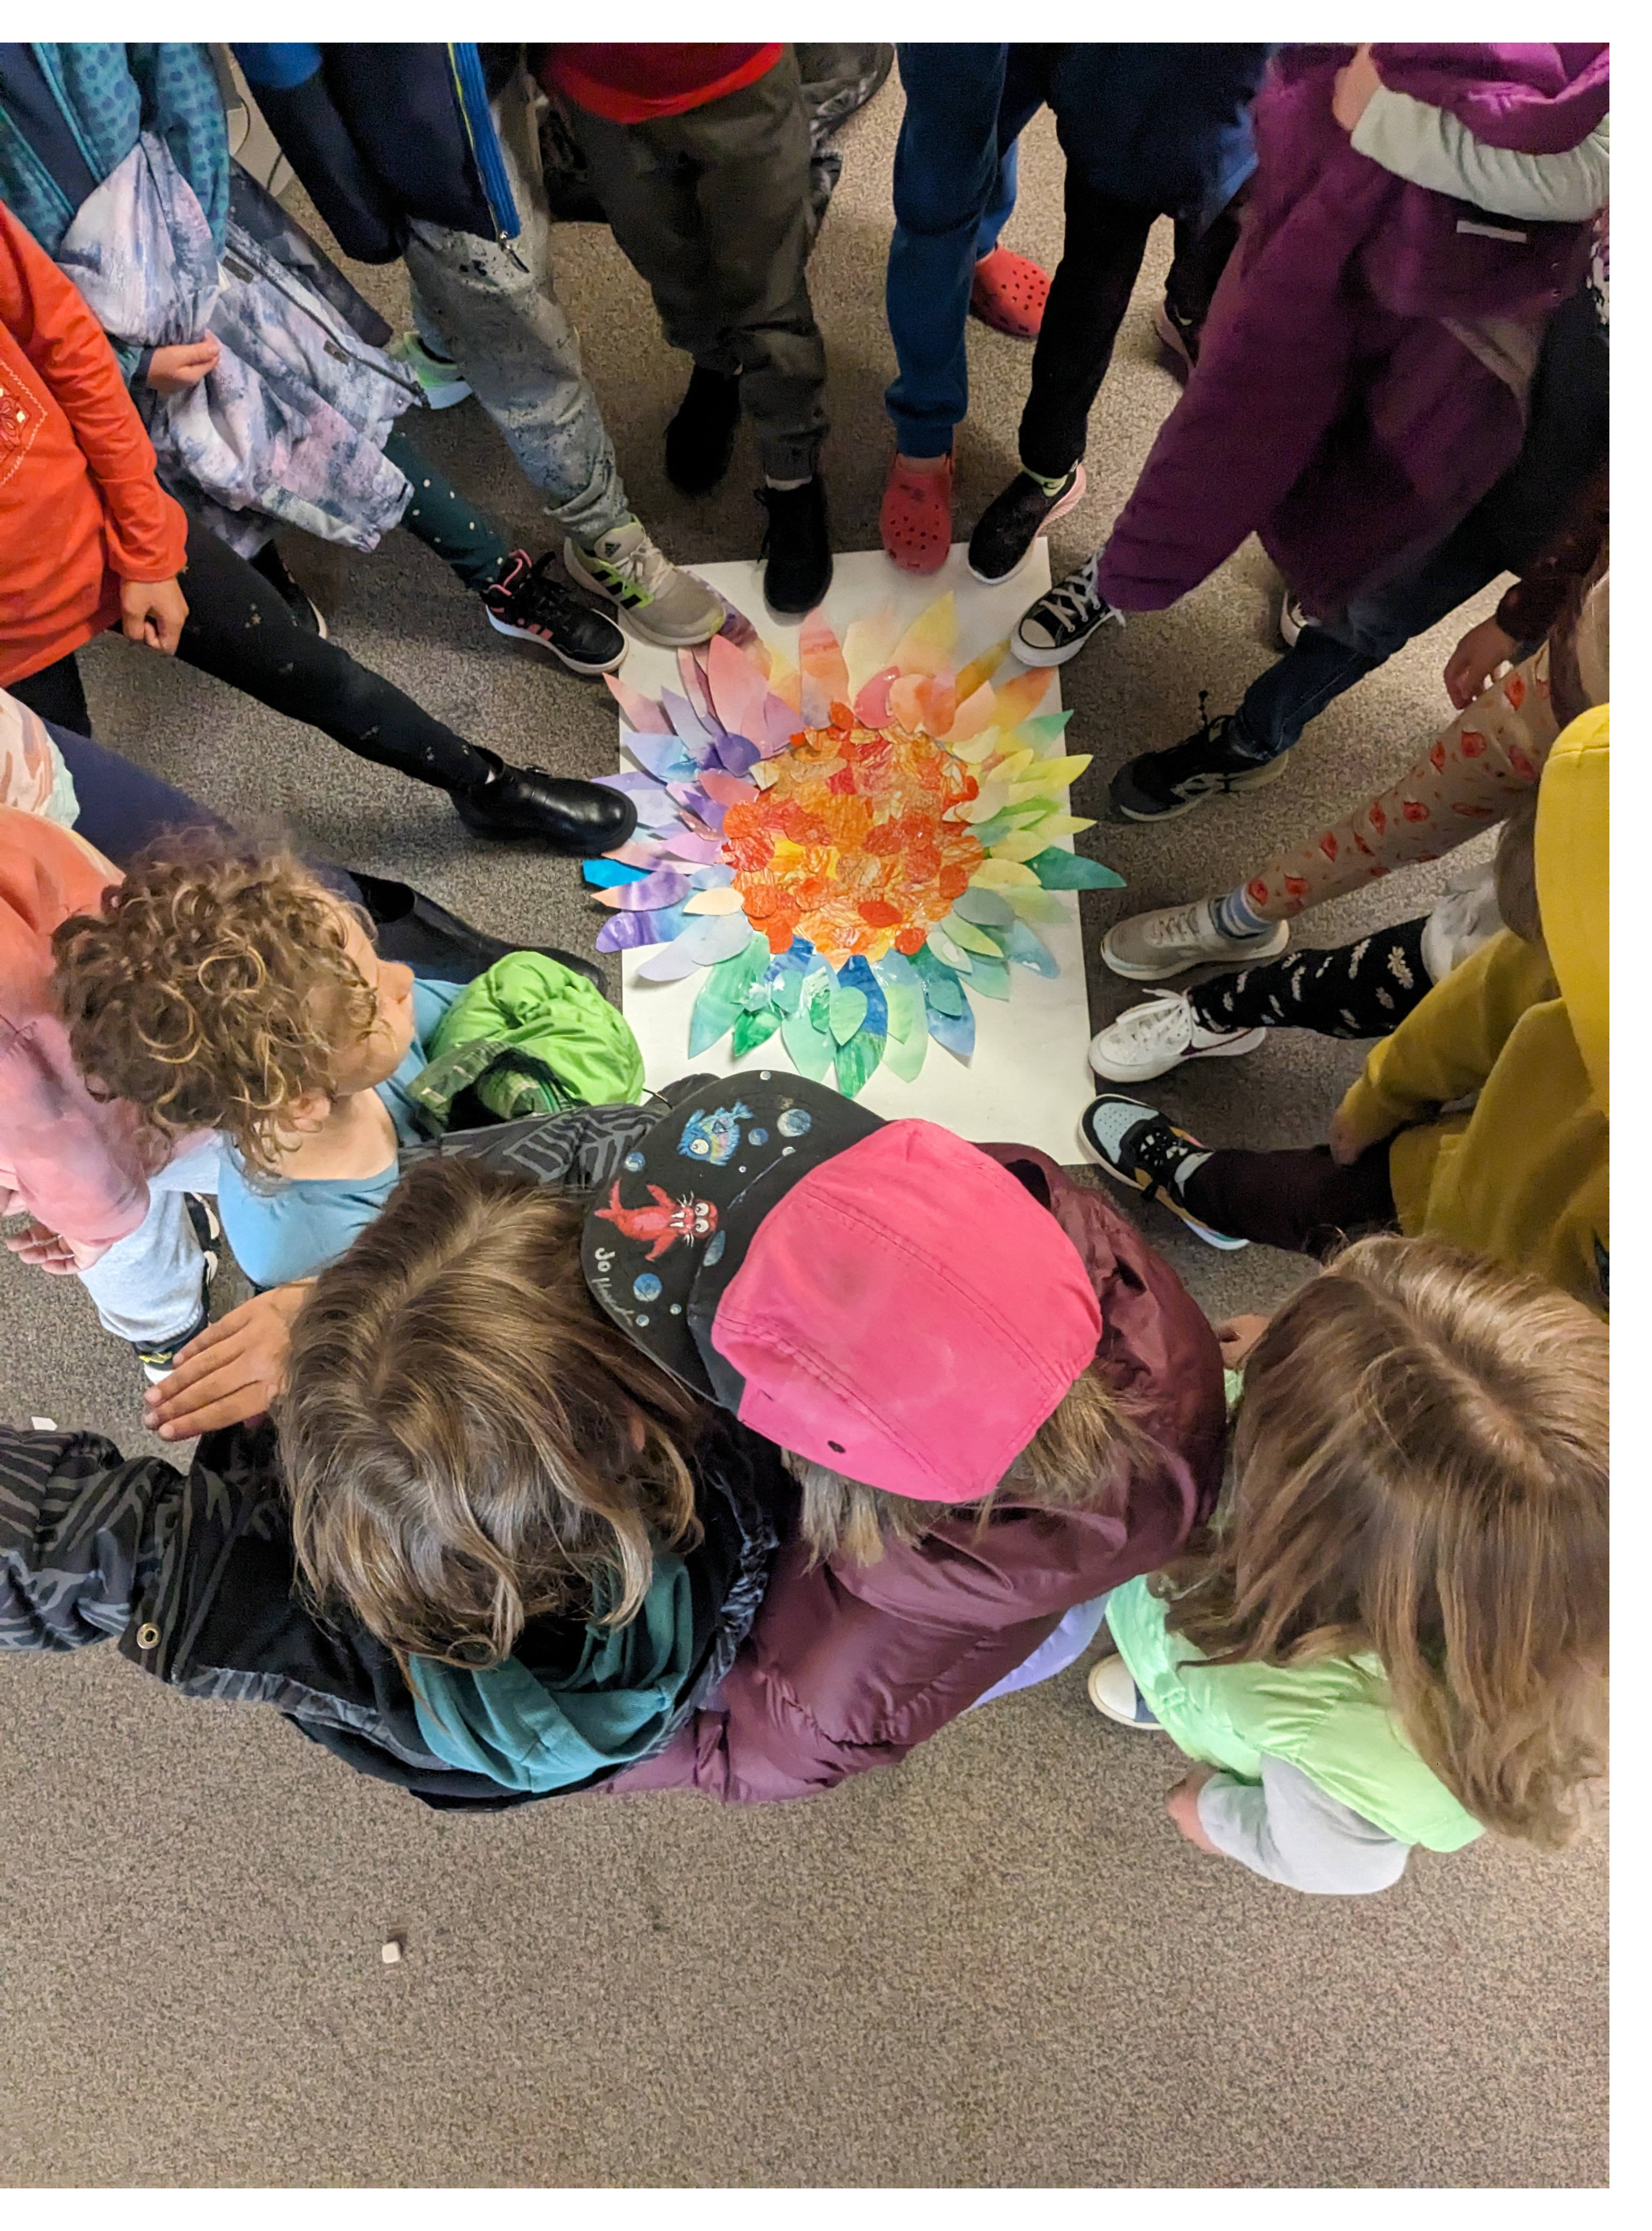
[1012,615,1109,669]
[1152,301,1194,375]
[485,607,627,676]
[1102,919,1291,982]
[1110,751,1293,824]
[1086,1662,1161,1728]
[1080,1105,1250,1252]
[1088,1023,1267,1085]
[561,540,723,649]
[967,466,1088,586]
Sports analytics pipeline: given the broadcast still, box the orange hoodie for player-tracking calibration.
[0,200,187,686]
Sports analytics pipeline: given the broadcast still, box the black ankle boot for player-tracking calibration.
[451,754,638,857]
[349,872,606,990]
[758,477,833,616]
[666,366,742,495]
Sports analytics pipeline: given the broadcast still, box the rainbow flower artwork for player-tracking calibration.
[585,585,1121,1103]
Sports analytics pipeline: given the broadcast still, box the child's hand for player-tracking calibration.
[1444,618,1518,711]
[119,575,189,655]
[1332,44,1382,134]
[143,1280,312,1441]
[4,1219,112,1273]
[147,337,220,395]
[1166,1765,1223,1853]
[1213,1313,1270,1370]
[1328,1099,1392,1168]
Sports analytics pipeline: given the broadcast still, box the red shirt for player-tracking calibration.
[0,201,187,687]
[541,44,783,125]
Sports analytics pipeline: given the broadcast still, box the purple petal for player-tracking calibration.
[799,675,832,728]
[596,866,692,911]
[761,693,802,753]
[661,688,713,749]
[716,732,761,776]
[700,770,759,806]
[623,732,699,784]
[594,902,688,952]
[634,908,756,981]
[659,832,724,866]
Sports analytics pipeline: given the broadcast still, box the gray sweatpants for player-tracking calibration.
[78,1138,223,1349]
[404,69,632,545]
[560,50,828,482]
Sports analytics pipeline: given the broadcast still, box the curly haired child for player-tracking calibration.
[1087,1236,1608,1895]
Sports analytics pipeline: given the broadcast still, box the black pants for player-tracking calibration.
[1018,181,1242,480]
[1190,918,1434,1042]
[10,515,489,792]
[1183,1142,1399,1260]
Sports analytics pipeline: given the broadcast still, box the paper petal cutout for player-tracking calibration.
[952,886,1015,927]
[828,984,869,1044]
[596,902,687,953]
[609,834,668,870]
[688,935,771,1054]
[926,926,974,973]
[700,770,759,806]
[842,610,899,695]
[942,680,998,745]
[926,1000,976,1061]
[954,639,1009,704]
[683,885,747,915]
[605,673,673,733]
[911,944,967,1017]
[834,1029,885,1100]
[837,954,888,1041]
[596,867,691,911]
[965,952,1011,1000]
[888,673,927,733]
[781,995,835,1081]
[938,912,1000,958]
[993,916,1060,976]
[661,688,713,748]
[1013,710,1075,757]
[854,666,898,727]
[583,858,651,887]
[1027,848,1126,890]
[989,668,1053,727]
[761,693,802,754]
[659,832,725,866]
[731,1006,784,1059]
[706,633,769,743]
[891,593,957,677]
[800,616,850,708]
[715,732,762,776]
[676,649,715,722]
[688,863,736,890]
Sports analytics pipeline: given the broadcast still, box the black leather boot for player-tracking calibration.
[350,872,607,991]
[451,753,637,856]
[665,366,741,495]
[758,477,833,616]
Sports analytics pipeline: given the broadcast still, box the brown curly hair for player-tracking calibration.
[51,833,379,1174]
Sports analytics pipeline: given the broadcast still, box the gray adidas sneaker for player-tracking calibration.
[1102,897,1290,982]
[563,517,724,649]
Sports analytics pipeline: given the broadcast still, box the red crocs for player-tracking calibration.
[970,247,1051,340]
[880,452,955,575]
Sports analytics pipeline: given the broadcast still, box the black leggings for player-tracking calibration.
[10,514,489,792]
[1018,185,1242,481]
[1190,918,1435,1042]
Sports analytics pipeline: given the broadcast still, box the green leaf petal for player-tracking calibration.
[910,943,967,1016]
[688,935,770,1055]
[882,1020,927,1081]
[926,926,974,973]
[731,1006,784,1058]
[994,915,1060,976]
[827,984,869,1044]
[1026,847,1126,890]
[833,1029,886,1100]
[781,997,834,1080]
[952,886,1015,927]
[939,912,1001,958]
[966,952,1011,1000]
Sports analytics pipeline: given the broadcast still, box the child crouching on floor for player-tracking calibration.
[49,833,641,1290]
[1087,1236,1608,1894]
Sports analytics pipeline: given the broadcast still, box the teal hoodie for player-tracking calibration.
[406,1550,698,1795]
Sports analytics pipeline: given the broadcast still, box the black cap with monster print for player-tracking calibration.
[580,1070,881,1399]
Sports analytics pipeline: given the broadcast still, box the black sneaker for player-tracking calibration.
[1079,1094,1248,1251]
[665,366,742,495]
[758,478,833,616]
[1109,703,1292,824]
[484,550,627,675]
[968,464,1087,584]
[1012,551,1123,667]
[249,540,328,637]
[134,1195,221,1385]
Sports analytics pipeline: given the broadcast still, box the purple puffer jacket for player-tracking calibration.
[1096,43,1609,618]
[610,1148,1226,1804]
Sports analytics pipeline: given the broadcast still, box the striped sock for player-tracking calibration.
[1212,886,1273,941]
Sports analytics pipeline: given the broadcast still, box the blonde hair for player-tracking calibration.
[1160,1237,1608,1847]
[279,1159,705,1668]
[52,832,377,1175]
[792,1364,1155,1565]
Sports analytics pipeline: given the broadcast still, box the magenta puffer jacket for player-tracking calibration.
[610,1147,1226,1804]
[1096,42,1609,619]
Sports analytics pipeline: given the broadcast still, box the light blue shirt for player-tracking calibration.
[217,979,461,1290]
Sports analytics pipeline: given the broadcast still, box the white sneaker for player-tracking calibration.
[1088,989,1266,1085]
[387,331,473,410]
[1087,1654,1161,1728]
[1278,594,1312,650]
[563,518,724,649]
[1102,897,1290,982]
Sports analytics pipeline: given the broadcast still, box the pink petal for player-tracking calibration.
[604,673,671,733]
[706,632,768,741]
[677,648,714,722]
[761,693,802,753]
[799,615,849,708]
[855,666,897,726]
[700,770,759,806]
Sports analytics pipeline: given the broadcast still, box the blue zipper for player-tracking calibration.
[445,43,520,246]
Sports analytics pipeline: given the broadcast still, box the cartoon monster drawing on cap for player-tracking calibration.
[678,1103,752,1166]
[596,1181,718,1262]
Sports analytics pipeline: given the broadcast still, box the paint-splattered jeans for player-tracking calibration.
[404,70,632,547]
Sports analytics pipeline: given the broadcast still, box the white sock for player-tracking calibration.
[765,474,812,492]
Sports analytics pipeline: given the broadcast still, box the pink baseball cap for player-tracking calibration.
[706,1119,1101,1502]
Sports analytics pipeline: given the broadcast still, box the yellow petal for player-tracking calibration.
[989,748,1036,786]
[942,679,998,742]
[970,858,1039,887]
[947,730,1002,764]
[955,783,1010,823]
[892,592,958,675]
[954,639,1009,703]
[989,669,1054,727]
[842,610,899,695]
[1034,813,1095,837]
[1006,754,1092,797]
[683,886,748,915]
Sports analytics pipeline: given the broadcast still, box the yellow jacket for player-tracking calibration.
[1336,706,1608,1313]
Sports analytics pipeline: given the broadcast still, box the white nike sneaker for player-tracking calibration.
[1088,989,1265,1085]
[563,517,725,648]
[1087,1654,1161,1728]
[1102,897,1290,982]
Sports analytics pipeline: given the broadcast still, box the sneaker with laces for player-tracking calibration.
[563,518,724,649]
[387,330,472,410]
[1079,1093,1248,1251]
[1102,896,1290,981]
[1087,1653,1162,1728]
[133,1195,220,1385]
[483,549,627,674]
[1088,989,1265,1085]
[1109,705,1292,823]
[968,464,1086,585]
[1013,552,1124,667]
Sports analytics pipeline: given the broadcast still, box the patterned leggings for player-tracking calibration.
[1236,641,1558,925]
[1190,918,1433,1040]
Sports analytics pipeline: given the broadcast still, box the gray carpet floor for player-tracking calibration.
[0,84,1606,2188]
